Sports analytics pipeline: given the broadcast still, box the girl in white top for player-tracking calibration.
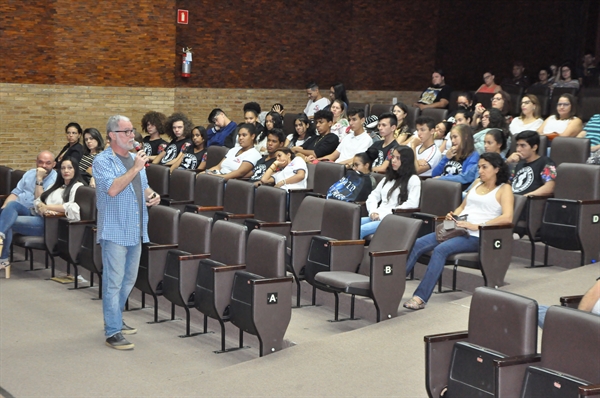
[509,94,544,135]
[361,146,421,239]
[537,94,583,139]
[285,113,315,148]
[206,123,262,180]
[329,100,350,140]
[260,147,308,191]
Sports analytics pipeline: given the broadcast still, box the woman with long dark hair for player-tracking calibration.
[284,113,315,148]
[206,123,262,180]
[404,152,514,310]
[55,122,84,165]
[473,108,509,155]
[360,146,421,238]
[79,127,104,186]
[256,111,283,155]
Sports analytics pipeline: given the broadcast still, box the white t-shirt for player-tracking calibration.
[304,97,330,117]
[335,131,374,163]
[365,174,421,218]
[219,146,262,174]
[509,117,543,135]
[286,133,306,148]
[541,115,571,135]
[415,143,442,177]
[273,157,308,191]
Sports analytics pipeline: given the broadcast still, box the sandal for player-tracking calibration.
[403,297,426,310]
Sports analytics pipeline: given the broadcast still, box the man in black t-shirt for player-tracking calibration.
[250,129,285,185]
[508,130,556,196]
[292,110,339,162]
[369,112,399,173]
[414,69,453,110]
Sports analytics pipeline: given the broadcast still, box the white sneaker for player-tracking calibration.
[513,233,521,240]
[77,275,88,283]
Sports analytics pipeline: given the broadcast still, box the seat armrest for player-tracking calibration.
[494,354,541,398]
[424,331,469,343]
[251,276,294,285]
[178,253,210,261]
[330,240,365,246]
[560,295,583,308]
[527,193,553,200]
[65,219,97,226]
[494,353,541,368]
[189,205,224,213]
[424,331,469,398]
[290,229,321,237]
[288,188,313,194]
[412,212,445,221]
[214,264,246,273]
[163,199,194,206]
[223,213,254,220]
[252,221,292,228]
[147,243,179,251]
[305,192,326,198]
[44,212,67,218]
[479,223,513,231]
[370,249,408,257]
[393,207,420,214]
[579,384,600,397]
[580,199,600,205]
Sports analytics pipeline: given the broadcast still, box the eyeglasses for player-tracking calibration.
[491,97,503,102]
[482,115,490,119]
[483,75,493,79]
[114,130,135,136]
[557,103,571,107]
[521,100,532,105]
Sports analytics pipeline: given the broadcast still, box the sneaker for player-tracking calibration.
[105,332,134,350]
[77,275,88,283]
[0,259,9,269]
[121,322,137,335]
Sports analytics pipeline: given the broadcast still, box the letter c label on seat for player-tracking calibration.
[493,239,502,249]
[267,292,278,304]
[383,265,393,275]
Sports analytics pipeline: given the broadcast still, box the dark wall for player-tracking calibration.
[1,0,597,91]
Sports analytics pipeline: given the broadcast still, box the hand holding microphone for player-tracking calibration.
[133,141,150,169]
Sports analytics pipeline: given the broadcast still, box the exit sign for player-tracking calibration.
[177,9,189,24]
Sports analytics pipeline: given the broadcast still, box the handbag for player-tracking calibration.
[435,220,469,242]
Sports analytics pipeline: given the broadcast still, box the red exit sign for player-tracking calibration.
[177,9,189,24]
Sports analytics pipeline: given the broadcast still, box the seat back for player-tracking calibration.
[313,162,346,195]
[473,92,494,110]
[539,306,600,384]
[205,146,229,170]
[178,212,211,254]
[305,162,316,190]
[405,106,420,131]
[283,113,297,138]
[75,186,96,221]
[223,179,254,215]
[0,166,11,196]
[370,104,393,118]
[579,95,600,122]
[550,137,591,166]
[210,220,246,264]
[554,163,600,200]
[502,85,524,116]
[421,108,448,125]
[420,179,462,216]
[292,196,326,232]
[320,199,360,240]
[359,215,421,276]
[146,164,170,198]
[349,102,370,117]
[168,169,195,202]
[245,229,286,278]
[148,205,179,244]
[254,185,286,222]
[10,170,26,191]
[467,287,538,357]
[194,173,225,206]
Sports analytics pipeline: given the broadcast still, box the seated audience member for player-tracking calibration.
[326,150,377,203]
[529,67,553,89]
[364,115,381,141]
[304,82,331,119]
[250,128,285,184]
[368,112,400,173]
[153,112,193,166]
[432,124,480,188]
[256,111,283,155]
[285,113,315,148]
[171,126,207,172]
[141,111,167,160]
[350,149,378,190]
[410,116,442,177]
[206,108,238,148]
[501,61,530,88]
[434,121,453,152]
[578,52,599,88]
[56,122,84,165]
[553,62,580,90]
[537,93,583,139]
[538,278,600,328]
[361,146,421,239]
[475,90,513,126]
[473,108,509,155]
[0,151,57,272]
[507,130,556,197]
[318,108,372,165]
[404,152,514,310]
[243,102,265,141]
[1,158,85,277]
[475,71,502,93]
[260,147,307,190]
[205,123,261,180]
[292,110,339,162]
[463,129,508,194]
[271,102,285,117]
[577,114,600,154]
[79,127,104,186]
[328,83,349,111]
[330,100,350,140]
[509,94,544,136]
[549,64,558,84]
[439,109,473,153]
[393,102,411,143]
[414,69,452,110]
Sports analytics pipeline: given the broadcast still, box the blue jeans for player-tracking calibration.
[0,201,42,259]
[101,240,142,338]
[537,305,549,328]
[360,217,381,239]
[405,232,479,303]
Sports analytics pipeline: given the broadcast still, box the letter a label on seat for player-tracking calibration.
[493,239,502,249]
[383,265,393,276]
[267,292,278,304]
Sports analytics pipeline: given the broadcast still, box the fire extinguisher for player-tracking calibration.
[181,47,192,78]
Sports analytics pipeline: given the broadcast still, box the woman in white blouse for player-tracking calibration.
[509,94,544,135]
[206,123,262,180]
[537,93,583,140]
[361,146,421,238]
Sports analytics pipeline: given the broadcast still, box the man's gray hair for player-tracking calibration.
[106,115,131,134]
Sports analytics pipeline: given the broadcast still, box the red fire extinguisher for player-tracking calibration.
[181,47,192,78]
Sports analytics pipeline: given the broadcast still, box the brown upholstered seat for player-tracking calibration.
[146,164,170,198]
[184,173,225,217]
[550,137,591,166]
[421,108,448,124]
[160,169,195,212]
[204,145,228,170]
[213,179,255,224]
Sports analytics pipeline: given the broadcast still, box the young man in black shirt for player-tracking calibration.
[369,112,399,173]
[292,109,339,162]
[508,130,556,196]
[250,129,285,185]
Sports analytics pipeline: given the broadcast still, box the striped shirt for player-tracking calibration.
[584,114,600,146]
[93,148,149,246]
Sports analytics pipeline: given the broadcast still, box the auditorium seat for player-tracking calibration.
[405,106,420,131]
[421,108,448,125]
[228,229,293,356]
[578,87,600,123]
[349,102,370,117]
[205,146,229,170]
[146,164,170,198]
[212,179,255,223]
[313,215,422,322]
[244,185,288,237]
[9,169,25,192]
[184,173,225,217]
[424,287,539,398]
[160,169,195,212]
[502,85,525,116]
[369,104,392,118]
[77,225,103,299]
[550,137,591,166]
[473,92,494,111]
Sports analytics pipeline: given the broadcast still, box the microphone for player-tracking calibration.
[133,141,150,167]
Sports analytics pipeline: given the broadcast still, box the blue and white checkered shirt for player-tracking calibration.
[93,149,149,246]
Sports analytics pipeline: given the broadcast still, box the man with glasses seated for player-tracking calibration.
[206,108,238,148]
[413,69,453,110]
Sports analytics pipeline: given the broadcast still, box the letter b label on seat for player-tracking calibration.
[383,265,393,276]
[267,292,278,304]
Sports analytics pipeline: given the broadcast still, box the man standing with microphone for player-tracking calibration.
[93,115,160,350]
